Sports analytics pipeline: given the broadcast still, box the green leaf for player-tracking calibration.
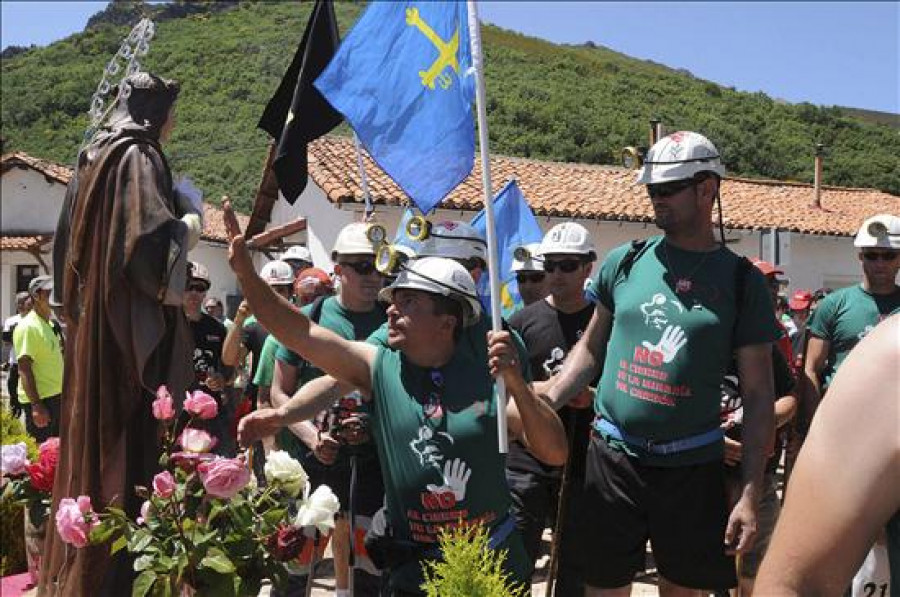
[89,520,119,544]
[131,570,156,597]
[133,554,155,572]
[128,529,154,553]
[199,549,236,574]
[110,534,128,555]
[261,507,286,526]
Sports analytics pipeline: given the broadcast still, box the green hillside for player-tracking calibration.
[3,0,898,212]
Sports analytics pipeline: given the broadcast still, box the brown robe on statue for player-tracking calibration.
[39,122,195,595]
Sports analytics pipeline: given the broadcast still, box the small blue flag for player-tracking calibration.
[470,180,544,317]
[315,2,474,215]
[393,207,425,255]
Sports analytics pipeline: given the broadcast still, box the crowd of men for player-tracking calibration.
[6,117,898,597]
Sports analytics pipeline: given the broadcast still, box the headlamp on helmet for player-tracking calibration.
[378,257,481,326]
[636,131,726,185]
[854,214,900,250]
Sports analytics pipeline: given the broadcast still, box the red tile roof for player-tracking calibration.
[308,136,900,237]
[0,234,52,252]
[1,153,247,244]
[1,152,73,185]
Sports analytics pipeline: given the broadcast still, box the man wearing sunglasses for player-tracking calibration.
[506,222,598,593]
[184,261,233,454]
[227,204,569,595]
[804,214,900,420]
[269,222,387,597]
[544,131,780,597]
[511,242,548,307]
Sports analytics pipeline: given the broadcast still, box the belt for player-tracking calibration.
[593,417,723,456]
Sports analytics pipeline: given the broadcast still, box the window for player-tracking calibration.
[16,265,40,292]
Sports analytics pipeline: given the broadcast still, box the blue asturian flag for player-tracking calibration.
[470,180,543,317]
[314,2,474,215]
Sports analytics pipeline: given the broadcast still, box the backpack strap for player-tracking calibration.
[732,256,753,338]
[308,294,328,325]
[615,239,649,283]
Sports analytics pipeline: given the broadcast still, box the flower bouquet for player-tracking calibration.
[1,436,58,526]
[55,386,339,597]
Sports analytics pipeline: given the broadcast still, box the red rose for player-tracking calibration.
[38,437,59,471]
[266,524,308,561]
[27,461,54,492]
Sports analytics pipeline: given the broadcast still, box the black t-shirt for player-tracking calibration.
[507,299,597,480]
[189,313,228,402]
[721,344,796,474]
[241,319,269,401]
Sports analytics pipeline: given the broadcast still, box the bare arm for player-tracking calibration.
[725,342,775,553]
[224,202,375,392]
[490,331,568,466]
[221,302,250,367]
[270,358,319,450]
[755,315,900,595]
[238,373,353,448]
[545,304,612,408]
[802,335,829,419]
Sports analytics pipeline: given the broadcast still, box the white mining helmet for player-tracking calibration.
[260,260,294,286]
[636,131,727,185]
[378,256,481,326]
[413,220,488,264]
[854,214,900,249]
[281,245,312,264]
[538,222,596,259]
[331,222,383,260]
[511,242,544,273]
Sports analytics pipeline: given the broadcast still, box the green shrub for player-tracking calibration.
[421,524,526,597]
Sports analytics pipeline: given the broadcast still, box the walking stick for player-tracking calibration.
[546,409,577,597]
[348,451,358,596]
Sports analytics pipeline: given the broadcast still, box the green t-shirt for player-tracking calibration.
[591,237,780,466]
[252,334,281,388]
[807,284,900,387]
[274,297,386,464]
[369,345,529,592]
[12,311,63,402]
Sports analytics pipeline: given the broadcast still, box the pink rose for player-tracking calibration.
[197,457,251,499]
[183,390,218,420]
[152,471,176,499]
[55,496,99,548]
[179,428,216,453]
[1,443,29,476]
[170,451,215,472]
[153,386,176,421]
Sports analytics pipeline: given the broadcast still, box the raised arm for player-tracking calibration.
[488,330,568,466]
[223,202,375,392]
[221,300,250,367]
[755,315,900,595]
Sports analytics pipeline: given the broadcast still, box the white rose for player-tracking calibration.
[1,443,29,476]
[295,485,340,534]
[264,450,308,497]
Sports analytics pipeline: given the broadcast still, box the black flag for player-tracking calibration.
[258,0,342,204]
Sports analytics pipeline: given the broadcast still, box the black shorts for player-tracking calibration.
[578,434,736,590]
[304,451,385,519]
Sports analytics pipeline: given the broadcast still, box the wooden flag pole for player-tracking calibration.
[467,0,508,453]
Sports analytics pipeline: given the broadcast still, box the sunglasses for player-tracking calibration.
[647,178,698,199]
[543,259,585,274]
[339,260,379,275]
[186,283,209,293]
[862,252,899,262]
[457,257,487,273]
[516,272,546,284]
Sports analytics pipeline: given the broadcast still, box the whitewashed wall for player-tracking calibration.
[0,169,65,235]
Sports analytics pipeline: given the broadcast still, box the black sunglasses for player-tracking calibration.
[516,272,546,284]
[544,259,585,274]
[339,260,379,275]
[862,252,899,262]
[186,282,209,292]
[647,178,698,199]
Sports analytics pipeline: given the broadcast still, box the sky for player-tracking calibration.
[2,1,898,114]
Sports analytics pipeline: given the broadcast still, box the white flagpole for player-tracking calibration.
[467,0,508,453]
[352,132,374,218]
